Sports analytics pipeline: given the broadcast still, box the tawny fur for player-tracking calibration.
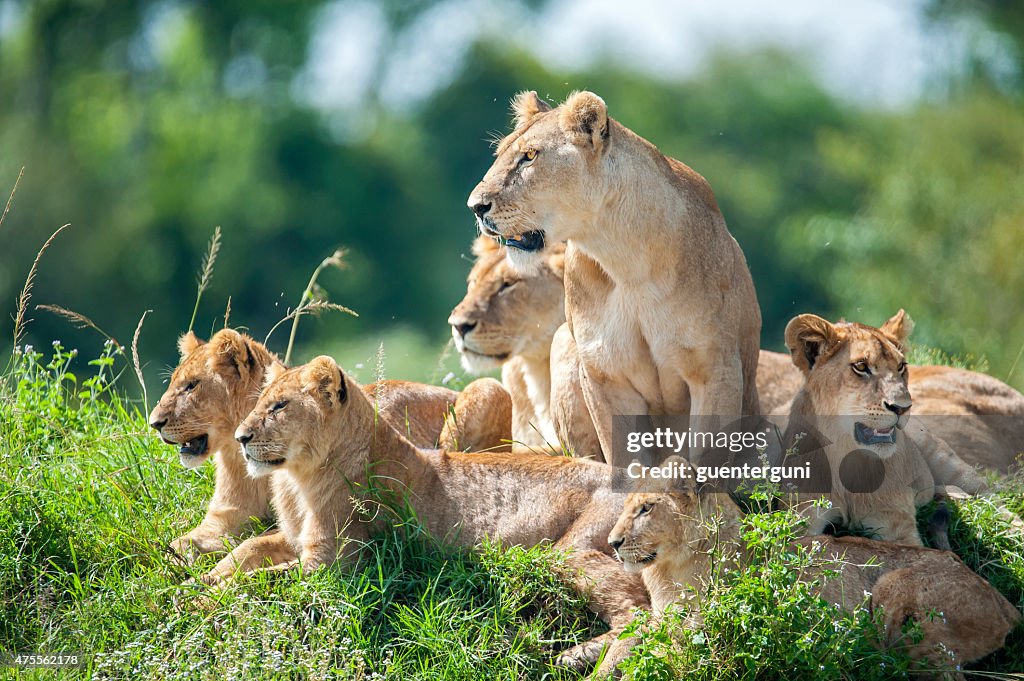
[209,356,650,676]
[150,331,511,561]
[468,90,762,466]
[781,311,985,545]
[448,236,566,449]
[609,490,1020,674]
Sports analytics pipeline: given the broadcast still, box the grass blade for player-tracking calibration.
[13,224,71,347]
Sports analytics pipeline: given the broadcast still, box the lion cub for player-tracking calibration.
[781,311,985,545]
[608,486,1020,673]
[149,329,511,560]
[203,356,649,675]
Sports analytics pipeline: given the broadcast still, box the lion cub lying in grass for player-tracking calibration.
[608,484,1020,673]
[198,355,648,675]
[149,329,511,560]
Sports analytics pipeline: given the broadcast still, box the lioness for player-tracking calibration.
[149,329,512,559]
[608,487,1020,673]
[467,90,762,466]
[781,311,985,544]
[448,235,569,450]
[204,356,648,675]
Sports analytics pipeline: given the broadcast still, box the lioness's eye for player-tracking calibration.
[638,503,653,516]
[498,280,517,293]
[524,149,537,161]
[271,400,288,413]
[851,361,870,377]
[183,379,199,392]
[897,362,907,374]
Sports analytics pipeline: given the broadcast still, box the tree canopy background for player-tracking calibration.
[2,0,1022,393]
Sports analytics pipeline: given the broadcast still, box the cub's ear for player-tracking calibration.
[880,309,914,347]
[471,234,500,258]
[303,355,348,406]
[178,331,204,360]
[785,314,839,374]
[511,90,552,129]
[263,361,287,389]
[209,328,251,379]
[559,91,608,148]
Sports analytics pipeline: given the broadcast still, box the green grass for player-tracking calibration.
[2,343,1023,680]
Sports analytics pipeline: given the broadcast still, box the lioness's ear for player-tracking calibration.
[511,90,551,129]
[559,91,608,148]
[785,314,839,374]
[471,235,500,258]
[209,328,251,379]
[178,331,204,360]
[304,355,347,406]
[880,309,914,347]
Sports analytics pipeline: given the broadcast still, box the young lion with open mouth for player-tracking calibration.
[608,484,1020,673]
[198,355,649,675]
[781,310,987,545]
[149,329,511,561]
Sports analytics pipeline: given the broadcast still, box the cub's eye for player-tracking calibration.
[638,503,654,517]
[897,361,907,375]
[270,400,288,413]
[183,379,199,393]
[851,361,870,377]
[498,280,517,293]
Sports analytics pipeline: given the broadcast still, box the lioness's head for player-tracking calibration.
[448,236,566,372]
[235,356,356,479]
[149,329,279,468]
[467,90,610,268]
[785,310,914,455]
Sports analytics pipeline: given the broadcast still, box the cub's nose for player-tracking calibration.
[452,321,476,339]
[469,200,492,218]
[235,430,253,445]
[149,417,167,431]
[609,536,624,551]
[884,401,911,417]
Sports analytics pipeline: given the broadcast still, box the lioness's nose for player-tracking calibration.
[608,536,624,551]
[884,401,911,417]
[469,200,491,218]
[149,417,167,431]
[452,321,476,339]
[235,430,253,445]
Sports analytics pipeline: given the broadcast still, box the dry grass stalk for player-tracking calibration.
[14,224,71,346]
[188,226,222,333]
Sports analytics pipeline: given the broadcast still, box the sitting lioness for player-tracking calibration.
[202,356,649,675]
[467,90,762,466]
[608,486,1020,674]
[781,311,986,544]
[149,329,512,559]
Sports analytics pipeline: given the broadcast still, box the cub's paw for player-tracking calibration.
[172,577,222,613]
[554,639,605,672]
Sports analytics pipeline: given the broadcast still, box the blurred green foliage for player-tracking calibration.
[1,0,1022,390]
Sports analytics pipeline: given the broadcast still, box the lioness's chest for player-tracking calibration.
[567,273,693,413]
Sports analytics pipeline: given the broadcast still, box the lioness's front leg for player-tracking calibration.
[199,528,296,586]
